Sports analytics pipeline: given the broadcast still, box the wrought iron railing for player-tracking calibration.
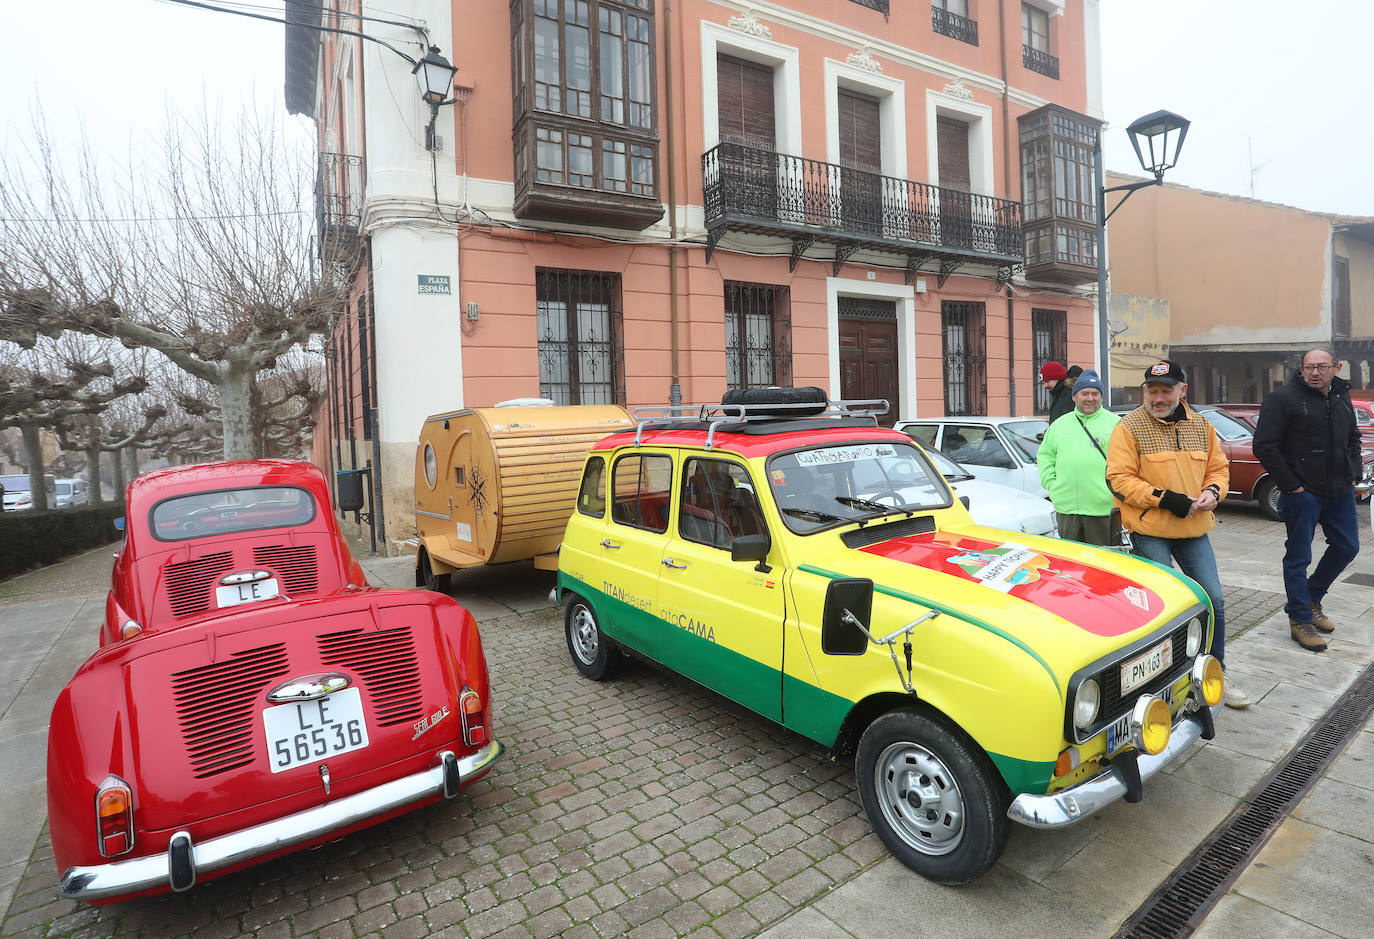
[932,8,979,45]
[316,152,362,262]
[1023,45,1060,79]
[848,0,889,15]
[703,142,1021,259]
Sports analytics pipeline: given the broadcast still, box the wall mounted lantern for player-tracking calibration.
[412,45,459,151]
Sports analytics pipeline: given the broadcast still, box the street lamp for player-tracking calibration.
[1095,110,1190,404]
[412,45,459,151]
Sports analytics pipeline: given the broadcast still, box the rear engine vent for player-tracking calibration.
[253,544,319,594]
[318,627,423,727]
[172,643,289,778]
[165,552,234,617]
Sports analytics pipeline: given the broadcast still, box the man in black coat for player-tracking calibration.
[1041,362,1074,423]
[1253,346,1363,652]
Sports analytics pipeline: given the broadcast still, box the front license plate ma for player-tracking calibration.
[1120,638,1173,695]
[216,578,279,608]
[263,687,369,773]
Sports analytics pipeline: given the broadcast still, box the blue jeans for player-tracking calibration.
[1277,489,1360,622]
[1131,532,1225,667]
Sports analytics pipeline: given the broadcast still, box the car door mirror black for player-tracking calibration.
[731,533,770,563]
[960,495,970,510]
[822,578,873,655]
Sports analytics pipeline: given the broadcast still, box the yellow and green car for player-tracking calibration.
[555,389,1223,884]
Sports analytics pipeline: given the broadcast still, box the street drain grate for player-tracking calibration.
[1114,661,1374,939]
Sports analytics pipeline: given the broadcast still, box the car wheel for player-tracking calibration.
[418,550,452,593]
[1257,479,1281,521]
[856,708,1009,885]
[565,595,618,680]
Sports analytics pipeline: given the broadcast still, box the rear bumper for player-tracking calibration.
[1006,706,1217,829]
[60,741,503,901]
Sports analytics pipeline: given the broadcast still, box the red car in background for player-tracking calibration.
[48,460,502,904]
[1215,399,1374,448]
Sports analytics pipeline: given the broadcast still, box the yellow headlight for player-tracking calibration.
[1130,694,1172,756]
[1192,654,1224,707]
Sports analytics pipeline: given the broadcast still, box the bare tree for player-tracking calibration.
[0,105,351,459]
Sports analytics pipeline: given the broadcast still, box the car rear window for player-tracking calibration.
[150,486,317,541]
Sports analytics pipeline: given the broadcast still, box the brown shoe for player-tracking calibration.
[1290,619,1328,651]
[1311,603,1335,634]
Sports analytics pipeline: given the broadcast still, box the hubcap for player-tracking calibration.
[874,742,966,856]
[570,606,599,665]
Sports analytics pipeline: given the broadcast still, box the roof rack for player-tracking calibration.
[630,398,889,450]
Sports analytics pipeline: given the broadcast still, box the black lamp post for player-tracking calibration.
[412,45,459,151]
[1094,110,1190,403]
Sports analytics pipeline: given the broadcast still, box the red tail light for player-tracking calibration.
[96,775,134,857]
[459,686,486,747]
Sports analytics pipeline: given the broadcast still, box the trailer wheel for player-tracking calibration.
[418,549,452,593]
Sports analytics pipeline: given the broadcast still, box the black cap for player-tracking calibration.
[1143,359,1186,386]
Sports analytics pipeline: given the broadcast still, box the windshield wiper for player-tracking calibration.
[836,496,895,513]
[781,507,841,523]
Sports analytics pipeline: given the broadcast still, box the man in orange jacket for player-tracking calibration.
[1107,359,1249,708]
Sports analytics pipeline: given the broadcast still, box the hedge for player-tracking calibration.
[0,502,127,581]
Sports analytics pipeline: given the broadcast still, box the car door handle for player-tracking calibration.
[599,539,621,549]
[662,557,688,570]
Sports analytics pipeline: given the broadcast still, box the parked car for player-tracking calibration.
[0,473,56,511]
[47,460,502,904]
[924,447,1057,537]
[895,417,1050,497]
[1214,399,1374,450]
[55,478,90,507]
[557,389,1223,885]
[1194,406,1373,519]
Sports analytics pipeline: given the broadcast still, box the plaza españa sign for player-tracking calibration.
[417,274,451,295]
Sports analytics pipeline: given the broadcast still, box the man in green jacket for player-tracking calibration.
[1038,369,1119,545]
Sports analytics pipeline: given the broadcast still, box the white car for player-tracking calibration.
[1,474,57,511]
[924,447,1057,537]
[897,416,1049,498]
[55,478,90,507]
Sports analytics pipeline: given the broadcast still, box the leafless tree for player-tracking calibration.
[0,105,351,460]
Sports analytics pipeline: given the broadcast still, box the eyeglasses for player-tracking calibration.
[1300,364,1337,373]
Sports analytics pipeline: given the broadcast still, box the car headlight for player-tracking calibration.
[1191,654,1224,707]
[1073,677,1100,729]
[1185,617,1203,658]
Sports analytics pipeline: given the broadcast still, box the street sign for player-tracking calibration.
[417,275,451,295]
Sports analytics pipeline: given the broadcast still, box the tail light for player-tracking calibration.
[95,775,134,857]
[459,686,486,747]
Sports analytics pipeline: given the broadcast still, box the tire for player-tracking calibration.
[855,708,1010,885]
[1257,479,1281,521]
[418,550,452,593]
[565,595,618,680]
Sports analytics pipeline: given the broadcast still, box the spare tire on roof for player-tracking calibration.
[721,386,828,418]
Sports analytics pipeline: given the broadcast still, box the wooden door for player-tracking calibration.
[937,115,973,247]
[717,54,776,218]
[838,299,900,426]
[838,89,882,235]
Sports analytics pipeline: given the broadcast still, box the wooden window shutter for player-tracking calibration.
[838,89,881,171]
[717,54,775,148]
[937,116,971,191]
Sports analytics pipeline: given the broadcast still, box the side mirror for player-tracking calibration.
[821,578,873,655]
[959,495,970,510]
[730,533,770,563]
[114,517,126,532]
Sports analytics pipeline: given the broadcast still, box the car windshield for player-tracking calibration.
[1002,421,1048,461]
[1199,409,1252,441]
[56,483,72,495]
[766,440,950,533]
[0,475,30,493]
[925,448,976,482]
[151,486,317,541]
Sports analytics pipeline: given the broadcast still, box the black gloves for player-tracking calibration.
[1158,490,1194,518]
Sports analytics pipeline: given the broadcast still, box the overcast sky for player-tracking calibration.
[1,1,1370,216]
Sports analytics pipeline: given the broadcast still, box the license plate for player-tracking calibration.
[1106,712,1131,755]
[263,687,369,773]
[1120,637,1173,695]
[216,578,279,608]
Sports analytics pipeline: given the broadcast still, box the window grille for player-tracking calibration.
[1031,308,1068,414]
[942,301,987,416]
[725,282,792,390]
[536,269,625,405]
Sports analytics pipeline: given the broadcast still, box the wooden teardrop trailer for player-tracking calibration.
[413,403,632,589]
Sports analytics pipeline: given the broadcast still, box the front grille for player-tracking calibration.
[318,627,423,727]
[1074,624,1192,743]
[172,643,289,778]
[164,552,234,617]
[253,544,319,594]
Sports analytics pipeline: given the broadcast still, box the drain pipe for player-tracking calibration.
[664,0,682,406]
[997,0,1017,416]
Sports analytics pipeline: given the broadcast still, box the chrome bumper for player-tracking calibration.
[60,741,503,901]
[1006,706,1218,829]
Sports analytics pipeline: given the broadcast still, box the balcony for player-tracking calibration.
[1023,45,1060,79]
[848,0,889,15]
[932,8,979,45]
[316,152,362,266]
[702,142,1022,282]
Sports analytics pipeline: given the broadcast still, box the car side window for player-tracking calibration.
[611,453,673,533]
[576,457,606,518]
[903,424,938,447]
[679,458,766,550]
[948,426,1016,469]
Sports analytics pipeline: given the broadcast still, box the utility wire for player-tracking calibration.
[153,0,424,64]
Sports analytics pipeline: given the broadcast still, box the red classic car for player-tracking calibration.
[47,460,502,904]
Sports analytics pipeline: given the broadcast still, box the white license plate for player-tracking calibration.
[216,578,279,608]
[263,687,369,773]
[1120,637,1173,695]
[1106,712,1131,755]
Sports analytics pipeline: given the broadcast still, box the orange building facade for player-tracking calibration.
[290,0,1105,549]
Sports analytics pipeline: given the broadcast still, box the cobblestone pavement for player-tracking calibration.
[2,605,884,939]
